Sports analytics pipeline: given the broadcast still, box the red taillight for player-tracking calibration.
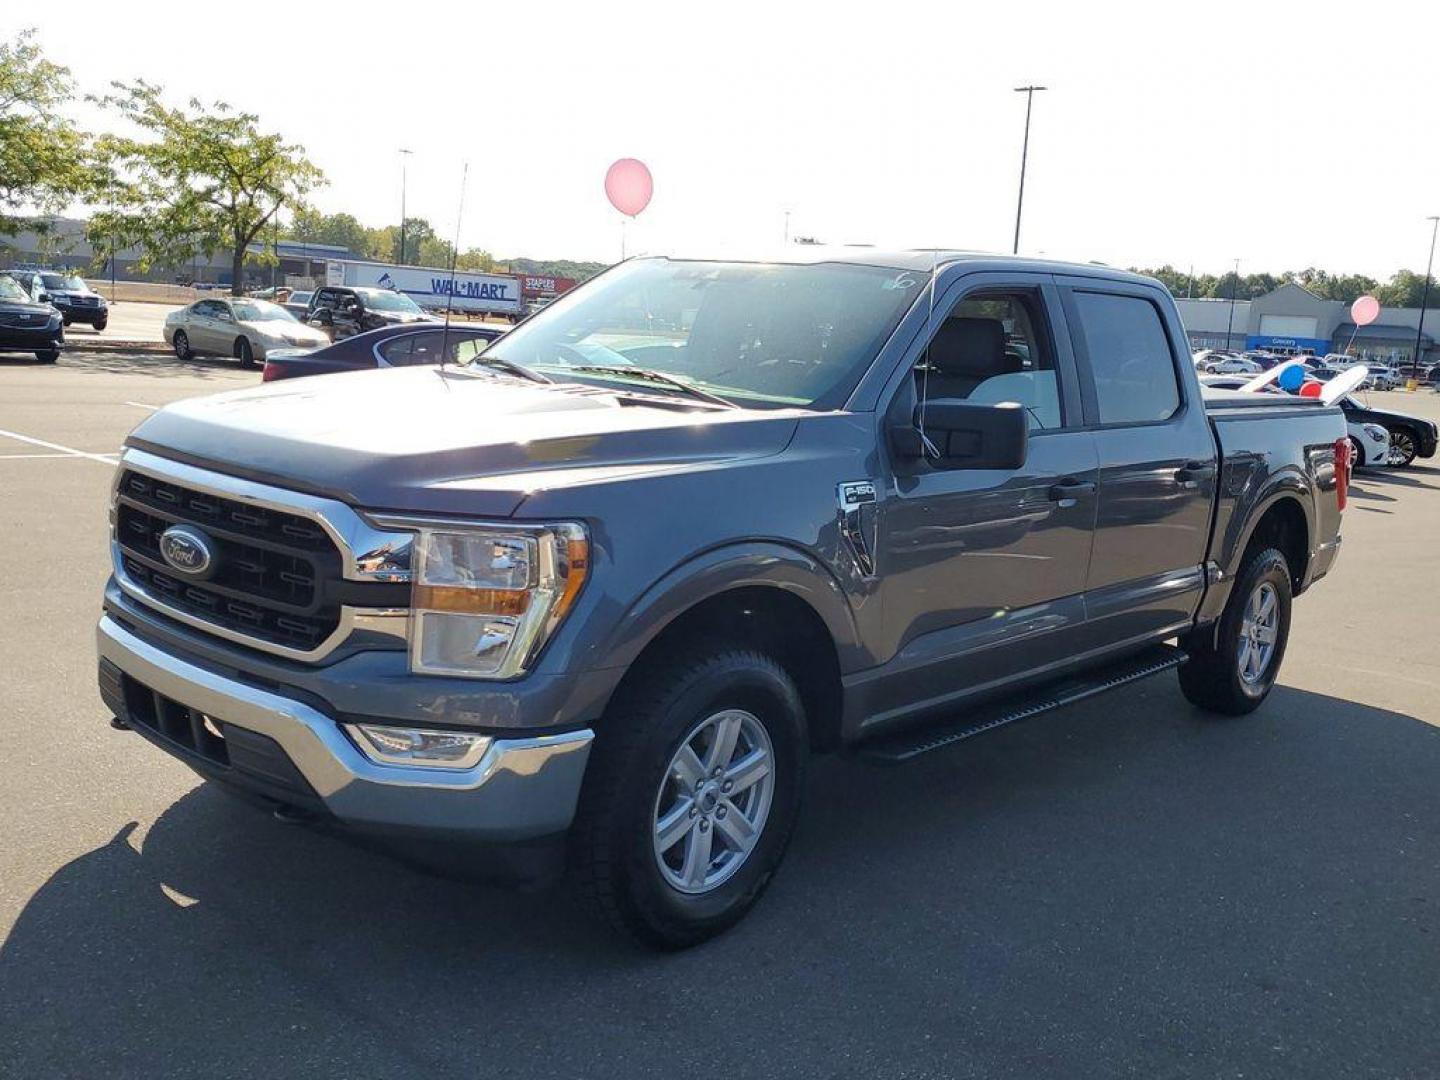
[1333,436,1349,511]
[261,361,277,382]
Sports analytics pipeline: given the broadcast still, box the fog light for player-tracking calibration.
[346,724,492,769]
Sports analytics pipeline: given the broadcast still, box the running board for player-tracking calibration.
[855,644,1188,765]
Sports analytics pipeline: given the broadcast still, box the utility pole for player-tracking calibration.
[784,209,791,245]
[397,148,413,266]
[1413,216,1439,382]
[1225,258,1241,350]
[1012,85,1047,254]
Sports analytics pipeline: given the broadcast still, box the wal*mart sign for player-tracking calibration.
[432,276,515,301]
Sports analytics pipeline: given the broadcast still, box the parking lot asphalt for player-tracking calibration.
[2,353,1439,1079]
[64,300,177,346]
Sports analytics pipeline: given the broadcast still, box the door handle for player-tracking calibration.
[1176,461,1216,486]
[1047,479,1096,502]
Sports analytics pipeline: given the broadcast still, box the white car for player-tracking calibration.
[1207,355,1261,374]
[163,297,330,366]
[1348,419,1391,469]
[1364,366,1398,391]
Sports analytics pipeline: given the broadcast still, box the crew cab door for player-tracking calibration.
[864,274,1099,725]
[1056,278,1217,644]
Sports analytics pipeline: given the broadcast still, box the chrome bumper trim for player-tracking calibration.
[98,615,593,840]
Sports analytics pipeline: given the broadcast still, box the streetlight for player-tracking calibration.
[1225,258,1241,350]
[1012,85,1047,254]
[397,148,413,266]
[1412,216,1439,382]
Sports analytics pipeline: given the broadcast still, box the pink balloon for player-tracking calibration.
[604,158,653,217]
[1299,381,1323,398]
[1351,294,1380,326]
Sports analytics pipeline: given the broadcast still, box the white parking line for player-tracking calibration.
[0,452,93,460]
[0,428,120,465]
[124,401,159,411]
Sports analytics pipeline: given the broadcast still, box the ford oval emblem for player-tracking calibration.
[159,524,215,577]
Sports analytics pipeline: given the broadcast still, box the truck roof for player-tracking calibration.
[631,247,1160,287]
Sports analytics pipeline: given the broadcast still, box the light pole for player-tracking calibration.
[1225,258,1241,350]
[784,209,791,245]
[1412,216,1439,382]
[1012,85,1047,254]
[397,148,413,265]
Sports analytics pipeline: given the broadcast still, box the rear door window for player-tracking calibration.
[1070,292,1181,425]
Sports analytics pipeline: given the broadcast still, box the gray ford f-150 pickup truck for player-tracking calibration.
[98,250,1348,947]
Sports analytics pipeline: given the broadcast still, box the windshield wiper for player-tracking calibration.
[568,365,738,409]
[465,355,552,384]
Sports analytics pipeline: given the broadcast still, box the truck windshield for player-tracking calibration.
[474,258,927,409]
[359,289,423,314]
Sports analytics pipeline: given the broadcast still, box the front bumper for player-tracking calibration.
[55,300,107,323]
[0,325,63,351]
[97,614,594,871]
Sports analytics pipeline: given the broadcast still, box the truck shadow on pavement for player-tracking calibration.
[3,682,1438,1079]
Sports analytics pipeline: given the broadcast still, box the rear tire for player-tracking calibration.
[571,647,806,949]
[1179,547,1292,716]
[1349,436,1367,471]
[34,349,58,363]
[235,337,255,367]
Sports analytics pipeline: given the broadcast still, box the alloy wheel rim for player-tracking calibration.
[1388,432,1415,466]
[652,708,775,895]
[1237,581,1279,686]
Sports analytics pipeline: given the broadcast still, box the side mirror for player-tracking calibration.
[37,293,50,302]
[891,399,1029,470]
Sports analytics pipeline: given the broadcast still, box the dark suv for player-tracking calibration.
[15,270,108,330]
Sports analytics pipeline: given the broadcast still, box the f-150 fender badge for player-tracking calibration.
[836,481,878,577]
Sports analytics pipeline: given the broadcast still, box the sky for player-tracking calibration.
[8,0,1440,278]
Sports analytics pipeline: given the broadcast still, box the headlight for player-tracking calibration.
[405,522,589,678]
[1363,424,1388,441]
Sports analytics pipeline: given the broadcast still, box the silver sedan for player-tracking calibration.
[163,297,330,366]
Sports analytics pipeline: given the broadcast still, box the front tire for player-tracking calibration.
[572,648,806,949]
[1388,429,1418,467]
[93,317,107,332]
[173,330,191,361]
[34,349,58,363]
[1179,547,1292,715]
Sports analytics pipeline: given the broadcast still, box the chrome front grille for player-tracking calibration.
[111,450,413,661]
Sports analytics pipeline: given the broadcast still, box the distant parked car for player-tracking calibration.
[0,273,64,362]
[261,322,508,381]
[1364,365,1398,391]
[163,297,330,366]
[1207,355,1261,375]
[11,269,108,330]
[282,289,313,320]
[303,285,436,340]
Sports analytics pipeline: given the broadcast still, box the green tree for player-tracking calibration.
[89,81,323,294]
[286,208,368,255]
[0,30,95,237]
[1376,270,1438,309]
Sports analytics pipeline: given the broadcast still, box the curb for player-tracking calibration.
[63,340,170,355]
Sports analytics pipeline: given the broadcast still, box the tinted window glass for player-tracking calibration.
[915,292,1065,430]
[1072,292,1180,424]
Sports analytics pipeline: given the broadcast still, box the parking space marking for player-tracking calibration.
[124,401,159,411]
[0,428,120,466]
[0,452,97,460]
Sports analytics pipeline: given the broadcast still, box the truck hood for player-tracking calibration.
[127,366,803,517]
